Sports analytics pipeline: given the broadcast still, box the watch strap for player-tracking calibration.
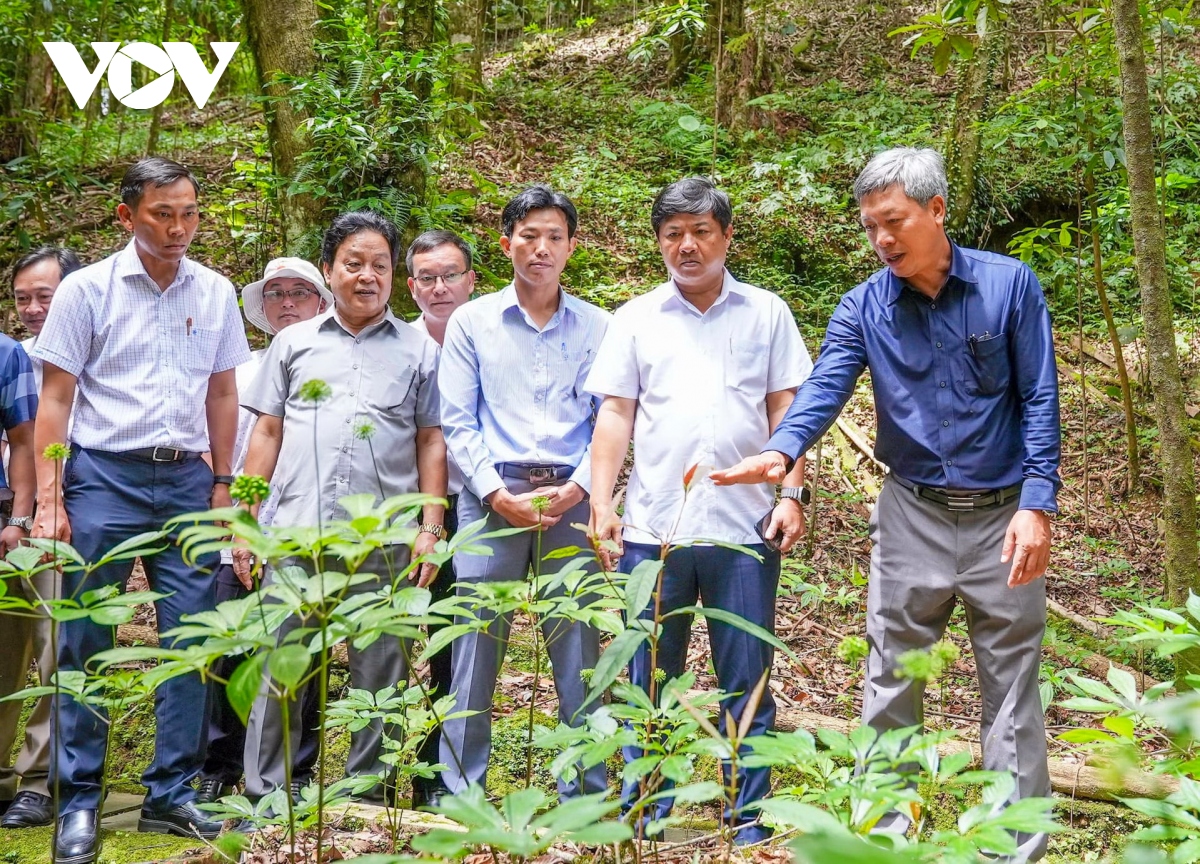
[418,523,447,541]
[780,486,811,504]
[213,475,236,486]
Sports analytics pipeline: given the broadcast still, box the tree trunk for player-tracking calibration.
[13,0,54,157]
[242,0,323,250]
[1112,0,1200,680]
[448,0,486,106]
[710,0,745,130]
[945,26,1001,238]
[146,0,177,156]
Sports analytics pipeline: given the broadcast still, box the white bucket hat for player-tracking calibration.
[242,257,333,335]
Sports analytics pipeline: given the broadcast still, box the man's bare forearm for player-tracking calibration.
[7,422,36,516]
[34,365,77,505]
[205,370,239,476]
[416,426,448,527]
[590,397,636,508]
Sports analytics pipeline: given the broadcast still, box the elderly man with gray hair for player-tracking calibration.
[713,147,1060,861]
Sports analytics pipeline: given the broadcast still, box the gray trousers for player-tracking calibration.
[243,548,412,799]
[0,568,59,800]
[439,482,608,799]
[866,478,1050,862]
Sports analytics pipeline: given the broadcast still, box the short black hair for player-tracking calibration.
[120,157,200,208]
[501,185,579,238]
[651,177,733,235]
[406,229,474,277]
[320,210,401,269]
[11,246,83,289]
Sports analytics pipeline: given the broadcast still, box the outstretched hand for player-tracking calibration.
[710,452,789,486]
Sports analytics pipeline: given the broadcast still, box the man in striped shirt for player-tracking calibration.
[32,157,251,862]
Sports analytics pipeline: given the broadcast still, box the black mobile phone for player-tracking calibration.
[755,509,782,553]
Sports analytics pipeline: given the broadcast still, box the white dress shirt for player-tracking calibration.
[33,240,251,452]
[585,271,812,545]
[438,285,610,501]
[410,314,463,497]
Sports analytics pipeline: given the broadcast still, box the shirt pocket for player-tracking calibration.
[727,341,770,395]
[965,332,1010,396]
[375,366,418,414]
[185,327,221,375]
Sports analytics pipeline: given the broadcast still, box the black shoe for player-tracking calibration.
[1,790,55,828]
[290,779,305,805]
[411,780,450,810]
[195,776,232,806]
[54,809,99,864]
[137,800,223,839]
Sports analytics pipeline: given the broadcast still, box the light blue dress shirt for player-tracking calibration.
[438,284,611,501]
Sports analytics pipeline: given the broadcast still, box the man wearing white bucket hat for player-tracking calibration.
[195,256,332,805]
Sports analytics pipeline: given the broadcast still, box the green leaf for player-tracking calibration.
[624,558,662,619]
[1103,150,1116,170]
[668,605,795,660]
[677,114,701,132]
[582,628,648,708]
[267,644,311,691]
[227,654,266,725]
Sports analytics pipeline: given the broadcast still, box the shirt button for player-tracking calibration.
[345,418,351,424]
[352,364,358,370]
[946,460,953,466]
[342,447,348,453]
[936,341,943,348]
[942,420,950,427]
[930,303,937,310]
[940,381,947,388]
[356,337,362,344]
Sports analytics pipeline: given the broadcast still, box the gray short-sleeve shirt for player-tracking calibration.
[243,308,440,528]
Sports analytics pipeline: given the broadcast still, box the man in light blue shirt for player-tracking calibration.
[437,185,610,800]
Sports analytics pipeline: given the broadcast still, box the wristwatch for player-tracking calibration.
[7,515,33,532]
[213,475,236,486]
[780,486,811,505]
[418,523,447,541]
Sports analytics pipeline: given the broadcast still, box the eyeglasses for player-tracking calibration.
[414,271,468,289]
[263,288,318,302]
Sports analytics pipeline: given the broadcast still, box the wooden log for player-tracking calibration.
[1047,597,1114,640]
[772,706,1180,802]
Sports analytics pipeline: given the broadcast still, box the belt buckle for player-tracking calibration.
[151,446,179,463]
[528,466,556,484]
[946,494,976,512]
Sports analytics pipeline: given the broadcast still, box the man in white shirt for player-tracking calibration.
[0,246,81,830]
[195,257,332,805]
[405,229,474,807]
[32,157,251,862]
[587,178,811,844]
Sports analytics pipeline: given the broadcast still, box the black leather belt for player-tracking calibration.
[119,446,204,463]
[497,462,574,484]
[893,475,1021,511]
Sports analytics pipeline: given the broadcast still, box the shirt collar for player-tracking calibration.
[318,306,406,336]
[117,239,194,290]
[662,268,744,316]
[884,241,977,305]
[499,282,577,330]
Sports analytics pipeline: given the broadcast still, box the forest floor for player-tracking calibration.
[2,1,1199,861]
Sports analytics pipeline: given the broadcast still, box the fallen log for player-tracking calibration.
[773,706,1179,802]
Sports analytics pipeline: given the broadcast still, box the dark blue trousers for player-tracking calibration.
[620,541,779,828]
[53,447,217,815]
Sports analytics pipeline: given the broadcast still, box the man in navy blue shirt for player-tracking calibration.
[713,147,1059,862]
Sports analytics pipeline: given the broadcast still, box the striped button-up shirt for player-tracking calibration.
[438,284,610,501]
[243,309,440,529]
[33,241,251,452]
[0,334,38,489]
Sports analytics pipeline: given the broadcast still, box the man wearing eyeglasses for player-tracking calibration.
[196,257,333,806]
[404,230,475,807]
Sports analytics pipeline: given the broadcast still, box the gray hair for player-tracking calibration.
[651,177,733,235]
[853,148,948,206]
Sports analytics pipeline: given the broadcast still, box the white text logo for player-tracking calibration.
[43,42,240,110]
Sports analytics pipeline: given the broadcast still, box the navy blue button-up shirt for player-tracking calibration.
[766,243,1061,512]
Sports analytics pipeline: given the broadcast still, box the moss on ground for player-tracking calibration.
[0,827,201,864]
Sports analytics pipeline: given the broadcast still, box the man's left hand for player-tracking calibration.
[1002,509,1052,588]
[532,481,585,517]
[413,530,440,588]
[0,525,26,555]
[765,499,806,554]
